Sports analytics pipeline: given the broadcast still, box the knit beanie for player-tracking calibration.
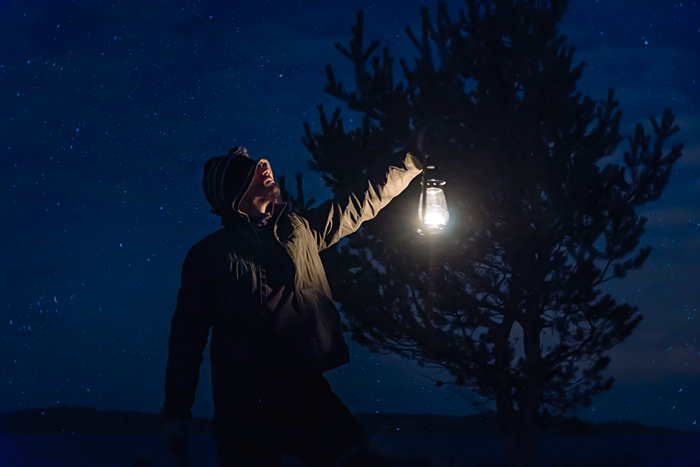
[202,146,259,219]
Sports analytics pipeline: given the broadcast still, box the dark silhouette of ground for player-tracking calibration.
[1,407,697,467]
[0,406,688,434]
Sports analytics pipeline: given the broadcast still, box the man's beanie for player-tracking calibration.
[202,146,258,217]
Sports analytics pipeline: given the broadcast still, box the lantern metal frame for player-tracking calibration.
[417,154,448,235]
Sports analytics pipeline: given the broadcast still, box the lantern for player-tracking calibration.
[414,121,451,235]
[417,178,449,235]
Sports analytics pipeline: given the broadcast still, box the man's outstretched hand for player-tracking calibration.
[405,152,425,173]
[163,418,189,467]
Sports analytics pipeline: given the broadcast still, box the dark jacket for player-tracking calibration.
[162,151,423,422]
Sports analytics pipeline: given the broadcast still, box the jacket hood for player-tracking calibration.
[203,146,260,224]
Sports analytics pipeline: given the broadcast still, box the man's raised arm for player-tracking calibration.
[303,152,423,251]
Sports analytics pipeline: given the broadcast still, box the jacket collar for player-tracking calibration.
[221,202,287,236]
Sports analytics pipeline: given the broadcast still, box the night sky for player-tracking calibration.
[1,0,699,433]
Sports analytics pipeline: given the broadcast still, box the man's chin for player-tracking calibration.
[263,184,281,203]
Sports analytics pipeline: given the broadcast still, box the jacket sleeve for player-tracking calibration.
[304,152,423,252]
[162,247,218,422]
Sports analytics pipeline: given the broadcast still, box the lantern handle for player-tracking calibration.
[416,120,439,156]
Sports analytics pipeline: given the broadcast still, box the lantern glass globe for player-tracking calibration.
[418,186,449,231]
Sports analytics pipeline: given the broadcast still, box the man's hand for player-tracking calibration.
[405,152,424,173]
[163,419,189,467]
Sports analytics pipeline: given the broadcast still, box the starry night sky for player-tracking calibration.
[1,0,699,432]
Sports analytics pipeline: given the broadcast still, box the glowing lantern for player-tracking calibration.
[418,178,449,235]
[414,121,450,235]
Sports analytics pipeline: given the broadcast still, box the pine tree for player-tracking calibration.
[302,1,683,465]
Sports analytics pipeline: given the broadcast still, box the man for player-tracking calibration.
[162,146,423,466]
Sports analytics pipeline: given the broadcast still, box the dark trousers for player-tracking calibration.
[212,372,386,467]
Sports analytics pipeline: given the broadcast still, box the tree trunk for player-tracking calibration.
[516,296,545,467]
[513,404,540,467]
[494,315,530,467]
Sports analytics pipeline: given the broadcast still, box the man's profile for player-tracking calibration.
[161,146,423,466]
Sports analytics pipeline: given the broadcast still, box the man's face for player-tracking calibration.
[241,159,280,206]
